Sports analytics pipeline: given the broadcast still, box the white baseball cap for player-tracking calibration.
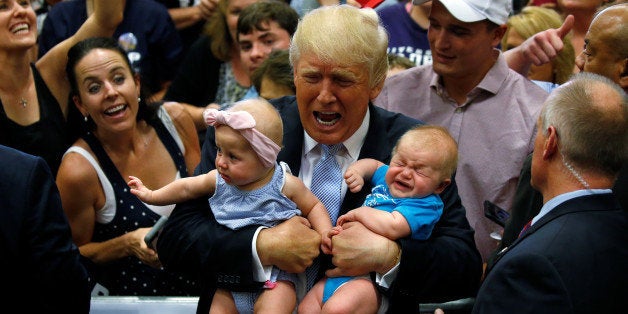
[412,0,512,25]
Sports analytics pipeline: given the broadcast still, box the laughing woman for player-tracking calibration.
[0,0,124,176]
[56,37,201,296]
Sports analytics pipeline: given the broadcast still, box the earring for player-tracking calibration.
[138,97,141,102]
[84,115,88,122]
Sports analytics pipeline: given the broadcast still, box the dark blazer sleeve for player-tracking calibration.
[0,146,90,312]
[156,197,259,291]
[362,107,483,312]
[473,253,571,314]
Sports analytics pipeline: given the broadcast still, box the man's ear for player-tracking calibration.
[492,24,508,47]
[542,125,559,159]
[434,178,451,194]
[369,80,385,100]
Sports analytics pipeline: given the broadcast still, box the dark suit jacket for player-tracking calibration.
[489,154,627,268]
[475,193,628,313]
[0,145,90,313]
[157,96,482,313]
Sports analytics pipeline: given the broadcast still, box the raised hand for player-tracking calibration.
[521,14,575,66]
[197,0,218,20]
[505,15,575,75]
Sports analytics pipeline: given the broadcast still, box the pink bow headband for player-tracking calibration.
[203,108,281,168]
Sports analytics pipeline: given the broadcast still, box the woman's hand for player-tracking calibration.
[128,228,162,269]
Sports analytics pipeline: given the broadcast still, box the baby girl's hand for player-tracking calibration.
[128,176,153,202]
[321,231,334,255]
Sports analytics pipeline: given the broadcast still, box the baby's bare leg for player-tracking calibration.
[254,280,296,314]
[299,278,326,313]
[322,277,380,314]
[209,288,238,314]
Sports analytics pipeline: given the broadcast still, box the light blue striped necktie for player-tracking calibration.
[311,144,344,225]
[305,143,344,289]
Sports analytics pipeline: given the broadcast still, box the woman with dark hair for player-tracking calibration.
[56,37,201,296]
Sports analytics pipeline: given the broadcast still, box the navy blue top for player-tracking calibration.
[377,3,431,66]
[82,115,198,296]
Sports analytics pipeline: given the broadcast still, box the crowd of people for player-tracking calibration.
[1,0,626,313]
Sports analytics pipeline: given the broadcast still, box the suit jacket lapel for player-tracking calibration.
[275,97,304,176]
[358,105,392,162]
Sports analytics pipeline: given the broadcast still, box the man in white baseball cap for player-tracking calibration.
[412,0,511,25]
[374,0,549,263]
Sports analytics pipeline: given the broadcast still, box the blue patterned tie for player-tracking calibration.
[305,144,343,290]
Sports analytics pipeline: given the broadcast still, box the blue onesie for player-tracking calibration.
[323,165,443,302]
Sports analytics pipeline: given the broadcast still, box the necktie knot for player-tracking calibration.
[322,144,343,158]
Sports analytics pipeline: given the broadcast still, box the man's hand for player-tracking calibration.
[256,216,321,273]
[505,14,574,74]
[326,221,400,277]
[129,228,162,269]
[522,14,574,65]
